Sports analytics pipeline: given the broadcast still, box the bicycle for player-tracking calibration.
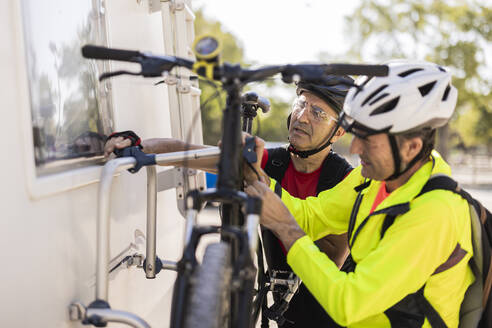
[80,38,388,328]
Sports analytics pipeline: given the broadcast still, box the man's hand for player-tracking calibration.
[241,132,270,184]
[104,136,132,158]
[245,181,305,251]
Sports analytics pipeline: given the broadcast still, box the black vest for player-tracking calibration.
[264,146,353,196]
[261,147,352,328]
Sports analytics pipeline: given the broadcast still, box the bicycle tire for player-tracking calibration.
[184,242,232,328]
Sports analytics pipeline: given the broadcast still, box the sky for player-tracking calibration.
[193,0,360,65]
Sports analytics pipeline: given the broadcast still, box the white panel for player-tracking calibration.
[0,0,185,327]
[160,1,207,201]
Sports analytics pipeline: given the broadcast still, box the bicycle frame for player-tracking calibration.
[170,82,260,328]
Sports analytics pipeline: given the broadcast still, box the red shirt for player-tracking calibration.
[260,148,352,257]
[261,149,321,199]
[370,181,391,213]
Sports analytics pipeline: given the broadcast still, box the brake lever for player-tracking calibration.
[99,70,142,81]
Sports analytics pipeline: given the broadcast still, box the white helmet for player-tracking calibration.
[340,60,457,137]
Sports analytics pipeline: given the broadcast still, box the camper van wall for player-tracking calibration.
[0,0,197,326]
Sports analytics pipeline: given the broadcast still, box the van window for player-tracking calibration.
[21,0,113,176]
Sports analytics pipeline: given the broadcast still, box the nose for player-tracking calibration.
[350,136,363,155]
[295,107,310,124]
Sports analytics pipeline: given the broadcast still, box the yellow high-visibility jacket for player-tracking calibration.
[273,152,474,327]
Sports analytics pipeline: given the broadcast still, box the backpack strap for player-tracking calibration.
[414,285,448,328]
[351,202,410,248]
[414,174,492,327]
[416,174,459,197]
[264,147,291,183]
[380,215,397,239]
[316,151,353,195]
[347,180,371,248]
[274,181,282,198]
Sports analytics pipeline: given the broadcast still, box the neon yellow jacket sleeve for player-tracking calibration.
[270,166,365,239]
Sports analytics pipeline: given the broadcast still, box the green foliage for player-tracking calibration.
[195,9,291,145]
[346,0,492,152]
[194,9,239,145]
[255,97,292,142]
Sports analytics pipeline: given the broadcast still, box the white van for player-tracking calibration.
[0,1,205,326]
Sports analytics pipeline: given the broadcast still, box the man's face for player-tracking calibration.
[349,133,394,180]
[288,91,339,150]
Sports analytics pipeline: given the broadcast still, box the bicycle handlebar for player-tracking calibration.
[82,44,389,82]
[82,45,194,79]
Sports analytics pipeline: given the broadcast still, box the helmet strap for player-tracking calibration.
[288,139,332,158]
[287,121,340,158]
[385,134,425,181]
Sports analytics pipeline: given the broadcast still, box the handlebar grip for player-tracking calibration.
[82,45,142,62]
[326,64,389,77]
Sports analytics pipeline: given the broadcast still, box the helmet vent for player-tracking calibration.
[418,81,437,97]
[442,84,451,101]
[437,66,446,72]
[361,84,388,106]
[398,68,423,77]
[352,76,374,99]
[370,97,400,116]
[369,92,389,106]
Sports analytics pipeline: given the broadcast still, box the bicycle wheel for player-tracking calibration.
[184,242,232,328]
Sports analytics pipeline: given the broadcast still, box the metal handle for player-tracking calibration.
[86,308,151,328]
[154,147,220,165]
[145,166,158,278]
[96,157,137,301]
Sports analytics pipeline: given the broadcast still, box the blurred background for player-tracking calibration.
[193,0,491,207]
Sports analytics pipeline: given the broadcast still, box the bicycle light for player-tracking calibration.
[192,35,222,80]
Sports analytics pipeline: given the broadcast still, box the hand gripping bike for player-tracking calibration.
[80,38,388,328]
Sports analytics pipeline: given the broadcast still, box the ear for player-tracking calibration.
[335,126,346,137]
[330,126,346,143]
[400,137,423,163]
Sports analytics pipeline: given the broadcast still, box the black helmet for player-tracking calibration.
[288,74,354,158]
[296,74,354,114]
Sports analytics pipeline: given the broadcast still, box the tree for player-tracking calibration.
[345,0,492,156]
[194,9,292,145]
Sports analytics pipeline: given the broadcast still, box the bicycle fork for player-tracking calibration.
[169,189,262,328]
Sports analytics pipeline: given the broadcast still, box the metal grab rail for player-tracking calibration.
[97,147,220,300]
[69,302,151,328]
[85,308,152,328]
[70,147,221,328]
[145,166,158,278]
[96,157,137,300]
[146,147,220,277]
[155,146,220,165]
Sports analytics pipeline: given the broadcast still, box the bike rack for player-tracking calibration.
[69,147,221,327]
[145,147,221,277]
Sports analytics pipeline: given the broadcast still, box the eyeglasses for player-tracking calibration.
[292,96,338,123]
